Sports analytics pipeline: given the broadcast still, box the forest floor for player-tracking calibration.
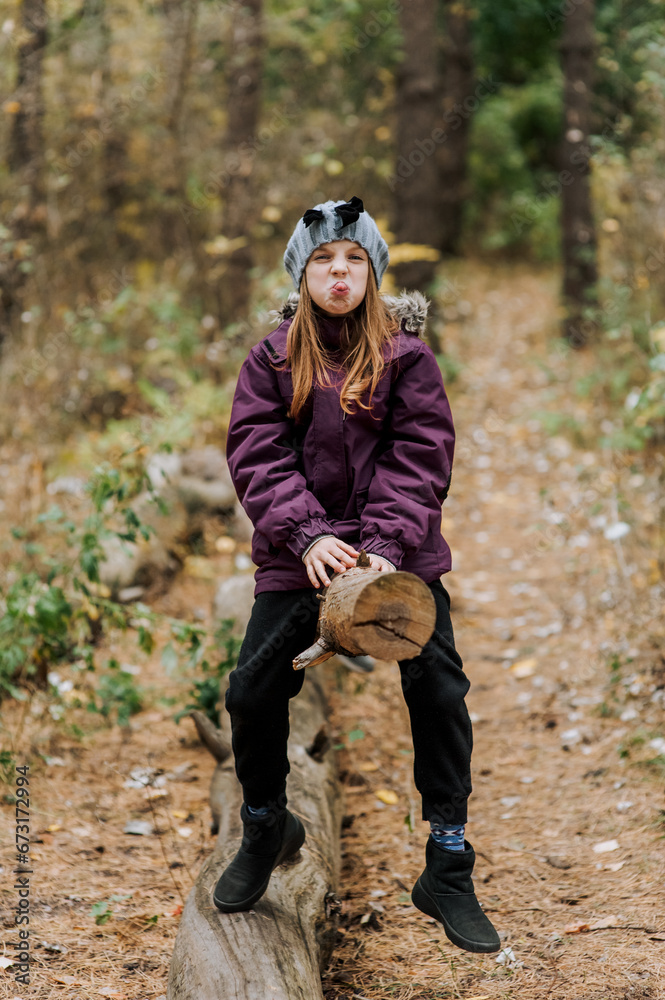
[1,262,664,999]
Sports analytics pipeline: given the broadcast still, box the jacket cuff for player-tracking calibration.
[301,534,336,562]
[288,517,338,561]
[359,536,404,570]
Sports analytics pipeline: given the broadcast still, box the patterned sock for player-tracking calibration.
[430,822,466,852]
[246,804,270,817]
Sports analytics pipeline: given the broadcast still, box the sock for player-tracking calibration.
[246,804,270,817]
[430,822,465,852]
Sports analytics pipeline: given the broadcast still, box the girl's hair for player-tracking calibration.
[273,264,398,423]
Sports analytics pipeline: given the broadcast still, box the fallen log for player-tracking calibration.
[293,550,437,669]
[167,668,343,1000]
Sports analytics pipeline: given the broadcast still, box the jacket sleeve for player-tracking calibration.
[359,342,454,569]
[225,346,337,559]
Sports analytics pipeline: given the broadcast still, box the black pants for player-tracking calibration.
[225,578,473,825]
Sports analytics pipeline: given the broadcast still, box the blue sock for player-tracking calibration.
[246,804,270,817]
[430,822,465,852]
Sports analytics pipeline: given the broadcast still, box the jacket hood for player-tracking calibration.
[268,289,430,337]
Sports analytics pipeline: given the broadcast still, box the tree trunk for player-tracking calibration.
[391,0,440,295]
[293,552,437,669]
[1,0,47,338]
[160,0,200,254]
[8,0,46,186]
[215,0,263,327]
[559,0,598,347]
[436,0,474,257]
[167,671,342,1000]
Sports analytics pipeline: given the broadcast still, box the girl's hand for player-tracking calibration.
[366,553,396,574]
[304,537,360,589]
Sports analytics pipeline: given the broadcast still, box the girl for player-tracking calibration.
[214,197,500,954]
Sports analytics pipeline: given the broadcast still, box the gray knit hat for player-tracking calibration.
[283,196,390,290]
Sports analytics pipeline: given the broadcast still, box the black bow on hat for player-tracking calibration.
[302,196,365,229]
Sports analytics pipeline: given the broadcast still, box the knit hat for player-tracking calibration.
[283,196,390,290]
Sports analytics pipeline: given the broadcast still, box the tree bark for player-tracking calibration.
[8,0,47,186]
[391,0,440,294]
[293,553,437,669]
[215,0,263,327]
[160,0,199,254]
[436,0,474,257]
[167,671,342,1000]
[1,0,47,338]
[559,0,598,346]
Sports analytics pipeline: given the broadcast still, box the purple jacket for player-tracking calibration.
[225,291,455,595]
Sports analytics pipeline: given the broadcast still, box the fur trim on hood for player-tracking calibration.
[268,289,430,337]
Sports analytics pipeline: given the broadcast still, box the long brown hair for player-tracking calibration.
[273,265,398,423]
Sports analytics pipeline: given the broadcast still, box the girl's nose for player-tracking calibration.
[331,257,348,273]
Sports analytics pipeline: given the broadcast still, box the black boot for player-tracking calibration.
[213,803,305,913]
[412,837,501,953]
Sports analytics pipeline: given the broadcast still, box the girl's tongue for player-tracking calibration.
[332,282,348,292]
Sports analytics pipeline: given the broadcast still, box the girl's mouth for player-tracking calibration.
[331,282,349,295]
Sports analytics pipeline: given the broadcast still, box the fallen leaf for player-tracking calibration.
[593,839,620,854]
[510,657,538,678]
[40,941,68,954]
[215,536,236,553]
[547,857,573,872]
[603,861,625,872]
[51,975,83,986]
[183,555,216,579]
[590,915,620,930]
[358,761,379,772]
[375,789,399,805]
[172,810,189,819]
[565,915,621,934]
[177,827,192,838]
[170,904,184,917]
[124,820,154,837]
[0,957,13,969]
[144,787,168,800]
[46,823,61,833]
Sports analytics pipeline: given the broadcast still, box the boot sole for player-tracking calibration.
[412,878,501,954]
[213,819,306,914]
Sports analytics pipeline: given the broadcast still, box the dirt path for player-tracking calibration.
[323,263,665,999]
[1,263,663,999]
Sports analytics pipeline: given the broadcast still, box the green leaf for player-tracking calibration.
[347,728,365,742]
[36,505,65,523]
[91,900,111,918]
[161,642,178,673]
[138,626,154,655]
[80,550,100,583]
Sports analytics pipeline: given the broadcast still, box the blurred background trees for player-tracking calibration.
[1,0,665,445]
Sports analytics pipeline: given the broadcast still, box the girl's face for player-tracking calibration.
[304,240,370,317]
